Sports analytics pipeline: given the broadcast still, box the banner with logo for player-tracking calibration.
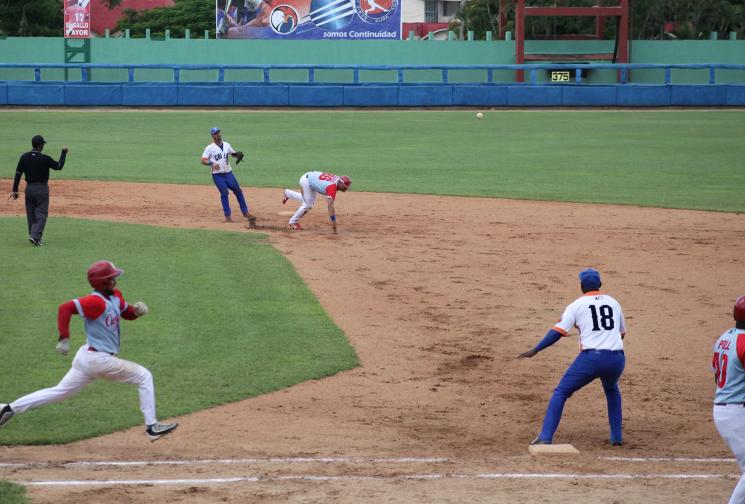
[216,0,400,39]
[64,0,91,38]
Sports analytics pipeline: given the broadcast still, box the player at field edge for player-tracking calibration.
[712,295,745,504]
[518,268,626,446]
[0,261,178,441]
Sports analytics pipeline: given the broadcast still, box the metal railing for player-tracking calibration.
[1,63,744,85]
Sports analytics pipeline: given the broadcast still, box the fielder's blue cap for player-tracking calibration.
[210,126,221,135]
[579,268,601,290]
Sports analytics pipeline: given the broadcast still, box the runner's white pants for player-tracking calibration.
[714,404,745,504]
[11,344,157,426]
[285,175,317,224]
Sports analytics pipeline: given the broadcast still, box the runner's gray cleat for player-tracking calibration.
[146,422,178,441]
[0,404,15,427]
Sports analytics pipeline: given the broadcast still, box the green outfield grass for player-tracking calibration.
[0,481,28,504]
[2,110,744,212]
[0,217,358,445]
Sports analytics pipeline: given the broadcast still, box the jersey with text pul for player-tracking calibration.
[202,141,236,174]
[73,290,128,354]
[713,328,745,404]
[306,171,340,200]
[553,291,626,351]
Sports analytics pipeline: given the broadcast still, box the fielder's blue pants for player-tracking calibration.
[538,349,625,444]
[212,172,248,218]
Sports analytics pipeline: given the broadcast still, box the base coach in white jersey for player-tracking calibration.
[0,261,178,441]
[713,295,745,504]
[519,268,626,446]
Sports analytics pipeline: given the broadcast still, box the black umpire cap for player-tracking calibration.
[31,135,47,148]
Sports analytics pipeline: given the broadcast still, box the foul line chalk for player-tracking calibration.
[2,455,736,470]
[0,457,448,470]
[602,457,736,463]
[21,472,738,487]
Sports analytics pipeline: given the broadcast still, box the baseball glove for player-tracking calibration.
[234,151,244,164]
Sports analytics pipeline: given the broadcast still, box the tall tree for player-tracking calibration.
[116,0,214,37]
[455,0,745,40]
[0,0,64,37]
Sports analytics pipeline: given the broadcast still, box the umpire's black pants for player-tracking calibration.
[25,182,49,242]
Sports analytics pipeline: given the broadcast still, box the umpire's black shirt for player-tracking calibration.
[12,149,67,192]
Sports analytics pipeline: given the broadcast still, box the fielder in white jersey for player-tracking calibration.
[200,126,256,227]
[0,261,178,441]
[519,268,627,445]
[282,171,352,233]
[713,295,745,504]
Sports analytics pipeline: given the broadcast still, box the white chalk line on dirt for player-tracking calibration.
[1,455,736,470]
[20,472,739,487]
[602,456,736,463]
[0,456,448,469]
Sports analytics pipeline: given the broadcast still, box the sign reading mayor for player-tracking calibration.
[216,0,401,39]
[64,0,91,38]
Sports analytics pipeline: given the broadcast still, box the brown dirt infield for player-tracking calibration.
[1,179,744,503]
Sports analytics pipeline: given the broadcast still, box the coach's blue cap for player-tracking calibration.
[579,268,601,290]
[210,126,220,135]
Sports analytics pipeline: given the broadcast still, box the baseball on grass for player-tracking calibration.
[476,112,484,119]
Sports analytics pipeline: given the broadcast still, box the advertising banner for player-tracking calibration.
[64,0,92,38]
[216,0,401,40]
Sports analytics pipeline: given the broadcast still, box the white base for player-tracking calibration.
[528,444,580,456]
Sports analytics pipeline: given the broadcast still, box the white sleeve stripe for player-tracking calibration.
[72,298,83,316]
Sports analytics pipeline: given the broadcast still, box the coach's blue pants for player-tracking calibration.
[212,172,248,218]
[538,349,625,444]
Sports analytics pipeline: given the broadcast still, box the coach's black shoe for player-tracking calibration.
[530,436,551,445]
[0,404,15,427]
[28,237,42,246]
[146,422,178,441]
[611,441,623,447]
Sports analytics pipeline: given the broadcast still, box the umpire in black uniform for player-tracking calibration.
[10,135,68,246]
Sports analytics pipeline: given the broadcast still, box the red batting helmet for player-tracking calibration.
[735,295,745,323]
[339,175,351,189]
[87,260,123,291]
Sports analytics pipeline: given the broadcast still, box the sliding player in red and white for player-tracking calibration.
[282,171,351,233]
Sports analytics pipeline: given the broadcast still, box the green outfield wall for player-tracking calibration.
[1,37,744,84]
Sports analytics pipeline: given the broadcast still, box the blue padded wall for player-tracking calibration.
[507,86,562,106]
[1,81,742,107]
[726,85,745,106]
[452,85,508,106]
[123,83,178,106]
[670,85,728,106]
[64,84,122,106]
[7,83,65,105]
[343,85,399,106]
[399,85,453,106]
[562,86,617,106]
[234,84,289,106]
[289,85,344,106]
[178,84,234,106]
[615,85,670,106]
